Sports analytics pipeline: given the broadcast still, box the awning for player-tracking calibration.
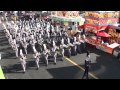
[49,15,83,22]
[78,24,108,31]
[95,31,111,37]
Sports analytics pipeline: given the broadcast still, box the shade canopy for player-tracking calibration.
[95,31,111,37]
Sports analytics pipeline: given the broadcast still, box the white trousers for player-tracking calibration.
[35,58,40,68]
[20,60,26,72]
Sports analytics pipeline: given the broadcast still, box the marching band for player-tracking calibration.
[1,12,85,73]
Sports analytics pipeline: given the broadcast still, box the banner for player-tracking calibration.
[85,18,118,26]
[84,11,119,30]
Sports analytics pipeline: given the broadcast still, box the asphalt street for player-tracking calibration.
[0,28,93,79]
[0,24,120,79]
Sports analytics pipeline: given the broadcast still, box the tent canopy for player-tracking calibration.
[49,15,83,22]
[95,31,111,37]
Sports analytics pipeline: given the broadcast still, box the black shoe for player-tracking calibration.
[23,71,26,73]
[61,58,64,61]
[76,52,77,55]
[36,67,39,70]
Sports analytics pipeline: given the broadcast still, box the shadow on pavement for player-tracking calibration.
[75,44,120,79]
[79,53,120,79]
[0,42,9,46]
[46,65,90,79]
[0,37,8,42]
[0,47,12,52]
[26,61,36,67]
[1,52,16,59]
[92,56,120,79]
[2,64,23,73]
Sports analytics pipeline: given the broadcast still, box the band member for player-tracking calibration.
[19,49,27,73]
[33,51,41,70]
[8,35,13,45]
[43,43,49,66]
[12,38,19,57]
[61,38,67,48]
[60,42,65,59]
[73,36,79,55]
[51,40,57,64]
[67,37,74,47]
[32,44,37,54]
[22,36,28,55]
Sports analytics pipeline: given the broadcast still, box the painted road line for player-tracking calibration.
[64,56,99,79]
[0,65,5,79]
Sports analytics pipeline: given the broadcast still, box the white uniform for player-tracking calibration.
[22,37,28,55]
[52,40,57,64]
[20,49,27,73]
[68,38,73,47]
[32,45,37,53]
[56,25,59,32]
[15,45,18,57]
[52,40,56,52]
[12,39,18,57]
[43,44,49,65]
[51,25,54,32]
[33,52,40,69]
[61,38,67,48]
[46,22,50,32]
